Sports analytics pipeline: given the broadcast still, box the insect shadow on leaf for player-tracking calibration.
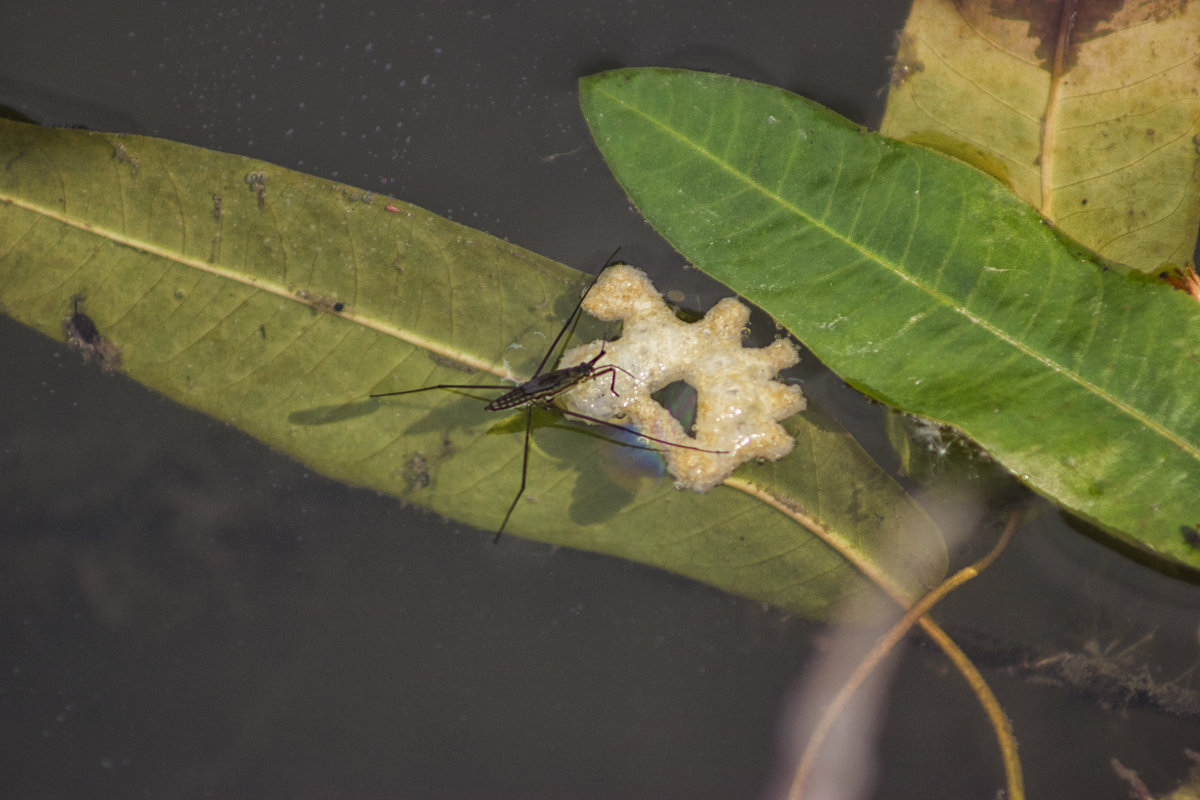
[370,250,726,542]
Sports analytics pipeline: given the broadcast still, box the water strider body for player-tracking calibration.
[483,347,618,412]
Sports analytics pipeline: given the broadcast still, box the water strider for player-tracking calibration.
[370,253,723,542]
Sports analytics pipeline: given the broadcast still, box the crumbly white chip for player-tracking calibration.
[557,264,806,491]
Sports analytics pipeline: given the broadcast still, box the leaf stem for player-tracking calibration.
[782,507,1024,800]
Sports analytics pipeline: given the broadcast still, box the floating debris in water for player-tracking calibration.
[558,264,805,492]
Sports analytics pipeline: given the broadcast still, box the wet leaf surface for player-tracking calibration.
[0,119,946,618]
[580,68,1200,570]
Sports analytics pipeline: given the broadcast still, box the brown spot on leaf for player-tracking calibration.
[952,0,1154,74]
[1160,263,1200,302]
[293,288,348,314]
[112,143,140,177]
[246,171,268,210]
[64,295,123,372]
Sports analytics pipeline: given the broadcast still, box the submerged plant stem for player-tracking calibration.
[785,507,1024,800]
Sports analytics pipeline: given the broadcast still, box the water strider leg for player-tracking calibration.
[495,407,535,543]
[370,383,514,399]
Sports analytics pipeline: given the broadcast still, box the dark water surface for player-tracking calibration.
[2,2,1198,798]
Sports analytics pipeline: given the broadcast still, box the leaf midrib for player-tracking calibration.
[2,189,509,380]
[595,83,1200,462]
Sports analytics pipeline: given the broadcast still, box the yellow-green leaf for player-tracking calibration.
[0,119,947,619]
[881,0,1200,272]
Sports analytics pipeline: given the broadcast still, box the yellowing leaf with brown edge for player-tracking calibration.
[881,0,1200,273]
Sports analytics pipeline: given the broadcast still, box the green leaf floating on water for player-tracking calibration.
[0,118,946,619]
[579,68,1200,571]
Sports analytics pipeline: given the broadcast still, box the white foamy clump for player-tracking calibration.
[556,264,806,491]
